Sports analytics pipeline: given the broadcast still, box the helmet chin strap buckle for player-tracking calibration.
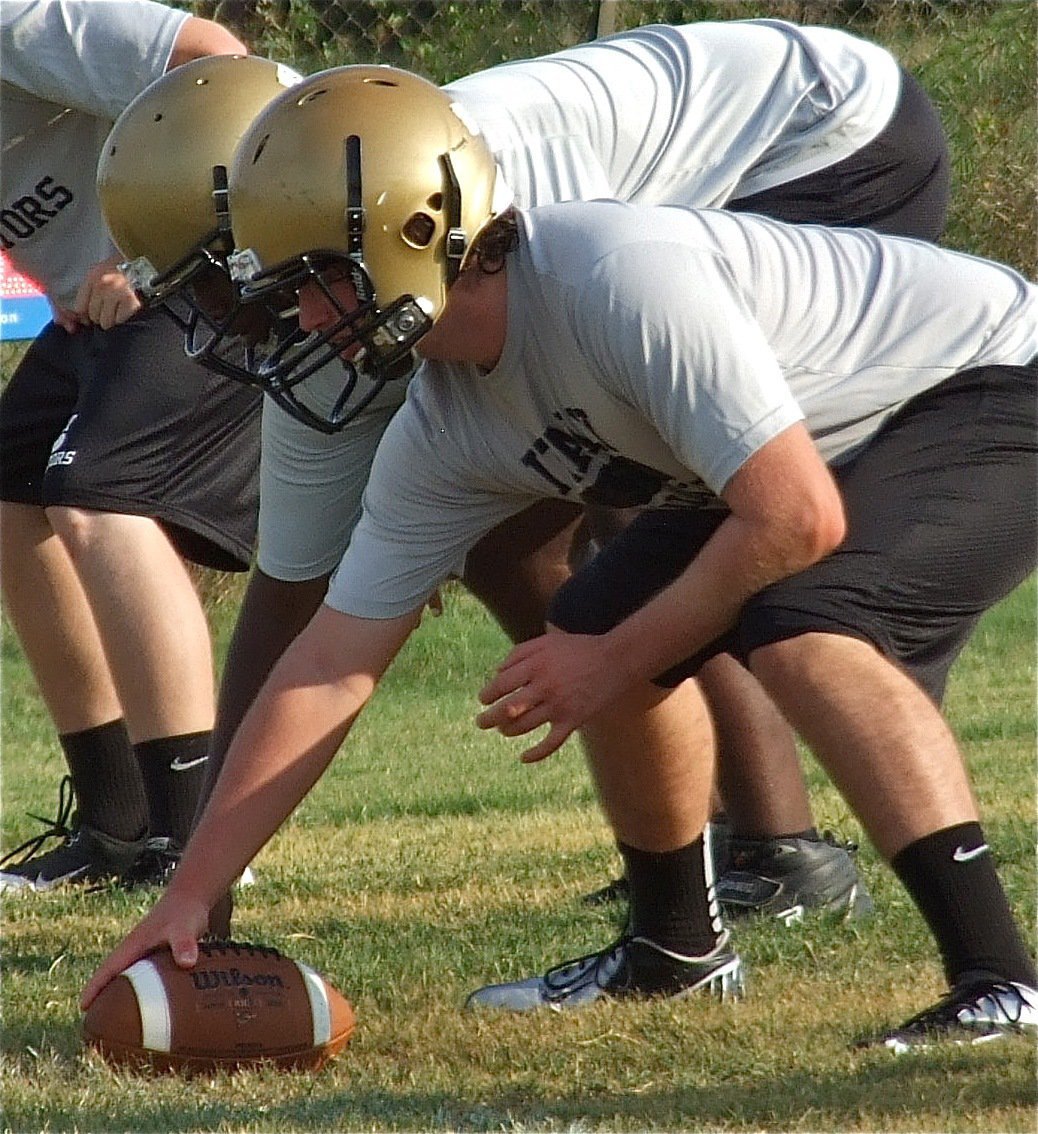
[377,299,429,346]
[228,247,262,284]
[445,228,467,271]
[440,152,466,284]
[121,256,158,296]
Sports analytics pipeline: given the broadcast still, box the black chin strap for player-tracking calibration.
[211,164,232,250]
[344,134,365,260]
[440,152,466,284]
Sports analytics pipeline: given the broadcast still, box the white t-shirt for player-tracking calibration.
[0,0,188,308]
[258,18,905,581]
[446,19,900,208]
[325,202,1037,619]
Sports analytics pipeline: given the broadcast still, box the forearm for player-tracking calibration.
[171,660,366,910]
[598,508,819,685]
[81,606,422,1007]
[601,423,846,684]
[173,604,421,911]
[199,571,331,826]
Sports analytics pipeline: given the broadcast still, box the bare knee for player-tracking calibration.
[46,505,173,562]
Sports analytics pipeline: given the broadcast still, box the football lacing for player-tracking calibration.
[197,939,283,960]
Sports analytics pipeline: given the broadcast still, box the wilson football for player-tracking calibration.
[82,940,355,1072]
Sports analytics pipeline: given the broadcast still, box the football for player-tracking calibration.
[82,940,355,1073]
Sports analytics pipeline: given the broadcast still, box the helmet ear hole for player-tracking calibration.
[401,212,436,249]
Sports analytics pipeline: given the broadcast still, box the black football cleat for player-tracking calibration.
[716,831,873,924]
[0,777,145,894]
[466,932,743,1011]
[861,973,1038,1053]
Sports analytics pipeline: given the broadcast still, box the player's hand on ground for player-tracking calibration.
[477,628,624,762]
[80,891,211,1011]
[73,255,142,329]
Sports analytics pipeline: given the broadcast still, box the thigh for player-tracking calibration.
[739,364,1038,701]
[258,364,407,581]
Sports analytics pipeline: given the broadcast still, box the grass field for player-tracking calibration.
[2,3,1035,1130]
[2,576,1035,1133]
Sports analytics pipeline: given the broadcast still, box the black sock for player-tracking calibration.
[134,731,210,847]
[892,821,1037,988]
[619,836,724,957]
[59,719,148,842]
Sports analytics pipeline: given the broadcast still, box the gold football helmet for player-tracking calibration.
[97,54,302,376]
[227,64,501,432]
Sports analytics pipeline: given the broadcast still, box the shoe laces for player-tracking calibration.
[902,978,1033,1033]
[820,829,859,855]
[542,936,630,1001]
[729,829,857,870]
[0,775,79,868]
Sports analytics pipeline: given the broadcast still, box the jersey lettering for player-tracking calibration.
[46,414,78,469]
[521,407,716,509]
[37,177,74,210]
[0,177,74,249]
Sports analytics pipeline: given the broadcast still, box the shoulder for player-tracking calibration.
[518,202,727,297]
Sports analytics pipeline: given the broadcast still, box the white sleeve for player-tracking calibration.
[324,391,533,619]
[581,242,805,494]
[0,0,189,118]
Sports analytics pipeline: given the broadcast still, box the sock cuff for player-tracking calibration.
[134,730,212,759]
[891,821,986,872]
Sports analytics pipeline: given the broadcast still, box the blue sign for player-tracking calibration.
[0,295,52,340]
[1,254,51,340]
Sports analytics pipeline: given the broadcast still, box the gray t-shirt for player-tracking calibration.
[446,19,901,209]
[259,17,905,583]
[0,0,188,308]
[327,202,1037,619]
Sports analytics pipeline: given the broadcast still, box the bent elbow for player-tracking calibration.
[802,490,846,565]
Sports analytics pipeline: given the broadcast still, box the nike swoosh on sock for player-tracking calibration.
[169,755,209,772]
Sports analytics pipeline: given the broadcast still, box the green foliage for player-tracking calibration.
[191,0,598,79]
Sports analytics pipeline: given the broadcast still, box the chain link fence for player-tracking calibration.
[189,1,1012,80]
[192,1,603,78]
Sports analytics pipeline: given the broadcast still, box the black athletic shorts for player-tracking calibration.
[728,67,951,242]
[548,362,1038,705]
[0,306,261,572]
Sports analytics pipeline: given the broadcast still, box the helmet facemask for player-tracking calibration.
[96,55,303,384]
[229,252,422,433]
[227,66,500,432]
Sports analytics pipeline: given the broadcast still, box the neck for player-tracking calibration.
[415,266,507,370]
